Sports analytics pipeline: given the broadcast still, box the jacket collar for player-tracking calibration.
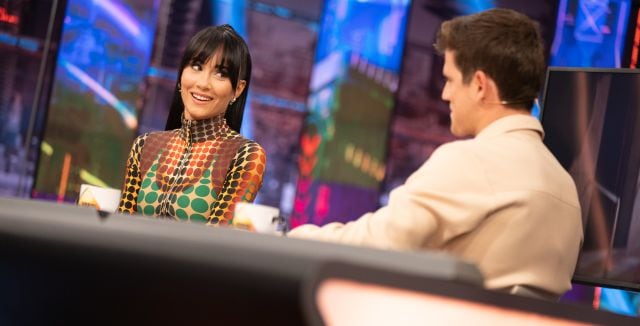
[475,114,544,140]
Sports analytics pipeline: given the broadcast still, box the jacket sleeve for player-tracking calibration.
[288,142,495,251]
[207,141,267,225]
[117,134,147,214]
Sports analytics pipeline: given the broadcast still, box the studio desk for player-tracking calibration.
[0,197,634,325]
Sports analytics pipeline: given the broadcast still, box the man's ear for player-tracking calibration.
[234,80,247,99]
[472,70,488,101]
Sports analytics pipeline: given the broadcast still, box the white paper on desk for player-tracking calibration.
[78,184,121,213]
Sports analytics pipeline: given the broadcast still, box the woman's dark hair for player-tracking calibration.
[165,24,252,132]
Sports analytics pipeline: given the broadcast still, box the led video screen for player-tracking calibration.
[33,0,158,201]
[292,0,410,226]
[551,0,631,67]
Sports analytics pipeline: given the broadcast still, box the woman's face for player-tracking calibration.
[180,51,245,121]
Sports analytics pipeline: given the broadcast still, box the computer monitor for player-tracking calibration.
[540,67,640,291]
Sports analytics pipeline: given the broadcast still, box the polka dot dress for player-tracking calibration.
[117,113,266,225]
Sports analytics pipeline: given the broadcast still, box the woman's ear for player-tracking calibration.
[234,80,247,99]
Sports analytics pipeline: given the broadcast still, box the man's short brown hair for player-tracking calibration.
[434,8,545,111]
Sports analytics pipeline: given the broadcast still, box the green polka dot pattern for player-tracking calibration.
[118,114,266,224]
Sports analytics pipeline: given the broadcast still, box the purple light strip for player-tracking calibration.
[614,0,629,68]
[551,0,569,56]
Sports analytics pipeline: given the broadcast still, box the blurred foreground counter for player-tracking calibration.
[0,197,635,325]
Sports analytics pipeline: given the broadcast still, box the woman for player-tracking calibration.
[118,25,266,225]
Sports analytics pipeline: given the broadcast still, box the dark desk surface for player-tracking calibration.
[0,197,635,325]
[0,197,482,325]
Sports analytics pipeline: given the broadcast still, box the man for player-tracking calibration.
[288,8,583,298]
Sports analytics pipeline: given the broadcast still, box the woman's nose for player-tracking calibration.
[195,74,210,89]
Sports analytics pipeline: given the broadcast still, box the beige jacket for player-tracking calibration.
[289,114,583,296]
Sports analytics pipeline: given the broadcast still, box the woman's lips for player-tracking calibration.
[191,92,213,102]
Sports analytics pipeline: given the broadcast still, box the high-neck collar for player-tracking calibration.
[179,113,231,143]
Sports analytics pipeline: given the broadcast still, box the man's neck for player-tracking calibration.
[473,106,530,136]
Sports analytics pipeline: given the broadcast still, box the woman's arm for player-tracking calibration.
[117,134,147,214]
[207,141,266,225]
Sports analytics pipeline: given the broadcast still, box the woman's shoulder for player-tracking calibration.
[220,129,261,151]
[229,138,266,174]
[234,136,264,154]
[225,134,265,164]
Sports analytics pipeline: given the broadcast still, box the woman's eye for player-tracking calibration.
[191,64,202,71]
[214,70,228,79]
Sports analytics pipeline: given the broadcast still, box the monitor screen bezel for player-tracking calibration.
[540,66,640,292]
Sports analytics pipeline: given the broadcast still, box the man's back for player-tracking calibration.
[428,115,582,294]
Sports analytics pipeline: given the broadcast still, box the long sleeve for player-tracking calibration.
[117,134,147,214]
[207,141,266,225]
[288,142,495,251]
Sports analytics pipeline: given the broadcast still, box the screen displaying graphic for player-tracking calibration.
[33,0,158,201]
[292,0,410,227]
[551,0,631,67]
[541,68,640,291]
[314,0,409,72]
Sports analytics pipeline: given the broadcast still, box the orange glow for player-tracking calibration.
[298,134,321,176]
[57,153,72,202]
[317,279,589,325]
